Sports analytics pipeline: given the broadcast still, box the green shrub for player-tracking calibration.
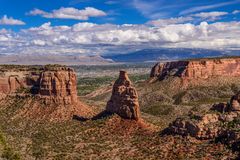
[2,147,21,160]
[0,130,21,160]
[143,104,174,116]
[173,91,187,105]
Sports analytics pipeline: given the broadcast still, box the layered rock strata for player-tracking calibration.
[106,71,141,120]
[150,58,240,81]
[0,65,78,105]
[0,65,92,121]
[38,67,78,105]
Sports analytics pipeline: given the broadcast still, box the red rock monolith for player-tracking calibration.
[106,71,141,120]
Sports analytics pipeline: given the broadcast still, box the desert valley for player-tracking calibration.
[1,0,240,159]
[1,57,240,159]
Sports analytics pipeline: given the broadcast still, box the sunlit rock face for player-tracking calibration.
[0,66,78,105]
[106,71,141,121]
[166,91,240,140]
[38,67,78,105]
[0,68,40,94]
[0,65,92,121]
[150,58,240,81]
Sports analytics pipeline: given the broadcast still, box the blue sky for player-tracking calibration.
[0,0,240,55]
[1,0,240,29]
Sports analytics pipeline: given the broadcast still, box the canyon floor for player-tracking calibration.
[1,63,240,159]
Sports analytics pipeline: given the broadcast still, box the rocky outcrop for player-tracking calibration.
[150,58,240,82]
[150,62,164,78]
[38,67,78,105]
[166,92,240,139]
[0,73,29,94]
[0,65,42,94]
[0,65,92,121]
[167,113,238,139]
[106,71,141,120]
[0,65,78,105]
[230,92,240,111]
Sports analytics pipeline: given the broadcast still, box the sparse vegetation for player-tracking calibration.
[0,130,21,160]
[143,104,174,116]
[77,74,148,96]
[0,65,42,72]
[77,76,115,96]
[1,64,240,159]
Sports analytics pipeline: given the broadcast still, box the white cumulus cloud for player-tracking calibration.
[148,16,193,26]
[148,11,228,26]
[28,7,107,20]
[191,11,228,21]
[1,20,240,56]
[32,39,46,46]
[0,15,25,25]
[232,10,240,14]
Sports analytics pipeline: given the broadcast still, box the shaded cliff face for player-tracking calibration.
[150,58,240,82]
[0,71,40,94]
[106,71,141,120]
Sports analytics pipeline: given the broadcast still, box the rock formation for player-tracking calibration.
[150,57,240,82]
[0,65,78,105]
[230,92,240,111]
[0,65,91,121]
[0,73,28,94]
[166,92,240,139]
[0,66,42,94]
[167,113,238,139]
[150,62,164,78]
[38,67,78,105]
[106,71,141,120]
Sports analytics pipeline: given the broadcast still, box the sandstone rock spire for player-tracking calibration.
[106,71,141,120]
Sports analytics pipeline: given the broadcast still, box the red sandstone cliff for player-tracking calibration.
[150,58,240,82]
[0,65,91,121]
[38,67,78,105]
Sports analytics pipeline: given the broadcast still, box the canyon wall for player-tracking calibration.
[0,65,78,105]
[39,67,78,105]
[150,57,240,82]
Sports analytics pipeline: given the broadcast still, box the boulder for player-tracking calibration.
[230,92,240,111]
[106,71,141,120]
[168,113,221,139]
[167,92,240,139]
[211,103,229,113]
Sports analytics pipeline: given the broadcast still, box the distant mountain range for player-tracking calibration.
[0,48,240,65]
[0,54,114,65]
[103,48,240,63]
